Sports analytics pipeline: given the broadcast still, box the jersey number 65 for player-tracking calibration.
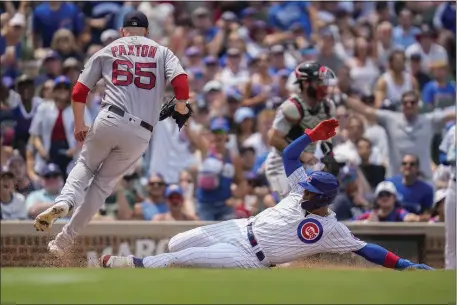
[112,59,156,90]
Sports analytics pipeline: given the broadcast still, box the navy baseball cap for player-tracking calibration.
[210,117,230,132]
[54,75,71,87]
[41,163,62,178]
[165,184,184,197]
[123,11,149,28]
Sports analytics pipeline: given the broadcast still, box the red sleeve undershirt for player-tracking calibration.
[72,82,90,104]
[384,251,400,268]
[171,74,189,100]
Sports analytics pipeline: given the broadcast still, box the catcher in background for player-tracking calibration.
[266,61,336,201]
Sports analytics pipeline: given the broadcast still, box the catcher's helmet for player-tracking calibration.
[298,171,339,211]
[294,61,336,99]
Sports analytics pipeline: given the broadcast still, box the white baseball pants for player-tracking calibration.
[53,109,151,250]
[142,219,267,268]
[445,178,456,270]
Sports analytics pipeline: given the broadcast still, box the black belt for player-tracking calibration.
[247,223,275,267]
[107,105,153,132]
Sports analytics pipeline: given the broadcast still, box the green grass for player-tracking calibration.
[1,268,455,304]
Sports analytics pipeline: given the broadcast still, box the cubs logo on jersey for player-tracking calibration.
[297,218,323,244]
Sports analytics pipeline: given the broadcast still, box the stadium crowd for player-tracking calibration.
[0,1,455,224]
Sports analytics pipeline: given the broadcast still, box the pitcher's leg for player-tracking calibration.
[445,179,456,270]
[142,243,261,268]
[54,136,149,250]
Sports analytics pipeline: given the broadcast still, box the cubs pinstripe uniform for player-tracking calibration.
[265,94,335,199]
[138,165,365,269]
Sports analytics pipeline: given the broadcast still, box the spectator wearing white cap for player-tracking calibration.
[100,29,120,46]
[216,48,249,92]
[429,189,447,223]
[406,24,448,74]
[355,181,420,222]
[233,107,255,149]
[1,12,26,76]
[62,57,81,85]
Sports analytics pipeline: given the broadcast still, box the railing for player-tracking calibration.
[0,221,445,268]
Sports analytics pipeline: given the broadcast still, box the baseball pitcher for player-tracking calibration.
[440,124,456,269]
[33,11,192,256]
[266,61,335,201]
[101,119,433,271]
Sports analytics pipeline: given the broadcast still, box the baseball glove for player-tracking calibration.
[159,97,194,130]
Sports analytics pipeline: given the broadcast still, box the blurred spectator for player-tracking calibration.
[333,115,384,166]
[7,75,43,157]
[29,76,90,177]
[96,179,133,221]
[178,170,196,217]
[355,181,420,222]
[152,184,198,221]
[331,166,370,221]
[242,52,274,113]
[38,79,55,103]
[149,116,197,185]
[233,107,255,148]
[32,1,84,49]
[243,172,275,216]
[100,29,120,47]
[387,154,434,218]
[346,37,380,96]
[0,12,26,78]
[429,189,447,223]
[374,49,418,110]
[133,173,167,221]
[421,60,456,110]
[345,90,455,179]
[357,138,386,190]
[392,9,420,49]
[317,28,344,74]
[62,57,81,85]
[243,109,274,160]
[35,51,62,87]
[406,24,448,74]
[191,7,222,56]
[375,21,397,71]
[267,1,318,40]
[0,167,26,220]
[239,146,256,176]
[194,117,247,221]
[5,154,36,197]
[217,48,249,91]
[50,29,83,61]
[25,163,64,219]
[0,129,14,168]
[408,53,432,91]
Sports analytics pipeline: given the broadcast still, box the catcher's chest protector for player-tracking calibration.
[285,96,332,143]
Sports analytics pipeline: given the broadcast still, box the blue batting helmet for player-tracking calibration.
[298,171,340,210]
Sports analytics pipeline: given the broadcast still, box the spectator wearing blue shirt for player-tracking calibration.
[32,2,84,49]
[392,9,420,49]
[26,163,65,220]
[355,181,420,222]
[0,13,26,79]
[267,1,316,39]
[422,61,456,110]
[133,173,168,221]
[191,7,221,56]
[387,154,434,218]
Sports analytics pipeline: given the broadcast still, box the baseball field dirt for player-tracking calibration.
[1,268,455,304]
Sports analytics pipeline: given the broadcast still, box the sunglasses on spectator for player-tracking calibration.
[402,161,417,166]
[402,99,417,106]
[180,178,193,183]
[149,181,165,187]
[378,191,393,198]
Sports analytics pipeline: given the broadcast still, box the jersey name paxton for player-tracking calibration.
[111,44,158,59]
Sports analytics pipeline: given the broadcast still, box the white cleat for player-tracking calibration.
[48,240,65,258]
[100,255,135,268]
[34,203,69,232]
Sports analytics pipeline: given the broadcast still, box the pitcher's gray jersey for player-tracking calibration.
[78,36,186,125]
